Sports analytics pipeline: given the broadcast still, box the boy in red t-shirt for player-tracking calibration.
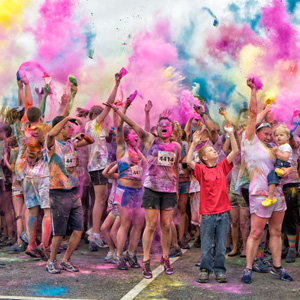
[187,124,238,283]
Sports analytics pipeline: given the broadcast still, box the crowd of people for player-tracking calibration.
[0,72,299,285]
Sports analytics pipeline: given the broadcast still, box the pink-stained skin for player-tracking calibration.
[157,119,173,139]
[251,77,263,91]
[126,129,139,148]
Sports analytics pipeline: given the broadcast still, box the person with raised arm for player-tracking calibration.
[45,115,94,274]
[103,102,181,279]
[240,79,293,284]
[85,74,121,250]
[187,124,238,284]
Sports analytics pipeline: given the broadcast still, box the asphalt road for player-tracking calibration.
[0,240,300,300]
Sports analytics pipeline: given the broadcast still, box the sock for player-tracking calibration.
[274,265,282,270]
[41,215,51,248]
[257,242,265,259]
[281,233,285,246]
[128,251,134,257]
[94,233,101,239]
[287,234,296,249]
[27,216,37,248]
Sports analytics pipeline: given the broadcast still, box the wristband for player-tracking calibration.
[113,107,119,112]
[200,112,206,118]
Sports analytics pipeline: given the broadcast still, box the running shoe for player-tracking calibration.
[215,273,227,283]
[35,243,50,261]
[198,269,209,283]
[275,168,285,177]
[25,245,40,258]
[193,236,201,248]
[178,239,190,249]
[161,257,173,275]
[169,245,182,258]
[0,237,15,246]
[103,249,115,262]
[20,232,29,244]
[252,259,269,273]
[270,266,293,281]
[286,248,296,263]
[8,242,26,252]
[116,256,128,270]
[94,237,108,249]
[195,259,201,267]
[89,241,98,252]
[241,268,252,284]
[142,260,152,279]
[60,260,79,272]
[124,251,141,268]
[46,260,61,274]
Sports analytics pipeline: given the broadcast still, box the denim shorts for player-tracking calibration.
[114,184,143,208]
[50,187,83,236]
[142,187,177,210]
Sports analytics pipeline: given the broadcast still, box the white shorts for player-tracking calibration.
[23,177,50,209]
[249,195,286,218]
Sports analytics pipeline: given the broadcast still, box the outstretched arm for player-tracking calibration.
[245,79,257,142]
[219,107,231,124]
[116,99,131,158]
[144,100,152,132]
[47,116,82,150]
[62,84,78,117]
[96,74,121,124]
[38,85,50,115]
[187,130,202,170]
[104,102,154,150]
[21,74,33,122]
[17,80,24,107]
[224,124,239,164]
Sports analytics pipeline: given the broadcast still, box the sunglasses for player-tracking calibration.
[158,121,171,127]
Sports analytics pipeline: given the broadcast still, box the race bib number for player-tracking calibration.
[65,153,77,168]
[157,151,176,167]
[131,166,143,179]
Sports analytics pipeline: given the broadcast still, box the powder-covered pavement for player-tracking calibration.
[0,240,300,300]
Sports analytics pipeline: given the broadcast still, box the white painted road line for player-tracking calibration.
[0,297,95,300]
[120,240,194,300]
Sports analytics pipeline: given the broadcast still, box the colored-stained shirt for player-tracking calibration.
[118,145,144,181]
[192,158,233,215]
[85,119,109,172]
[23,122,51,178]
[282,136,300,185]
[143,138,180,193]
[244,134,284,198]
[47,139,79,190]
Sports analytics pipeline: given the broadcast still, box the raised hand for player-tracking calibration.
[192,130,202,144]
[246,78,255,89]
[219,107,227,115]
[161,109,172,119]
[193,105,203,115]
[115,73,121,86]
[103,102,119,112]
[144,100,153,113]
[68,116,82,126]
[224,124,234,134]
